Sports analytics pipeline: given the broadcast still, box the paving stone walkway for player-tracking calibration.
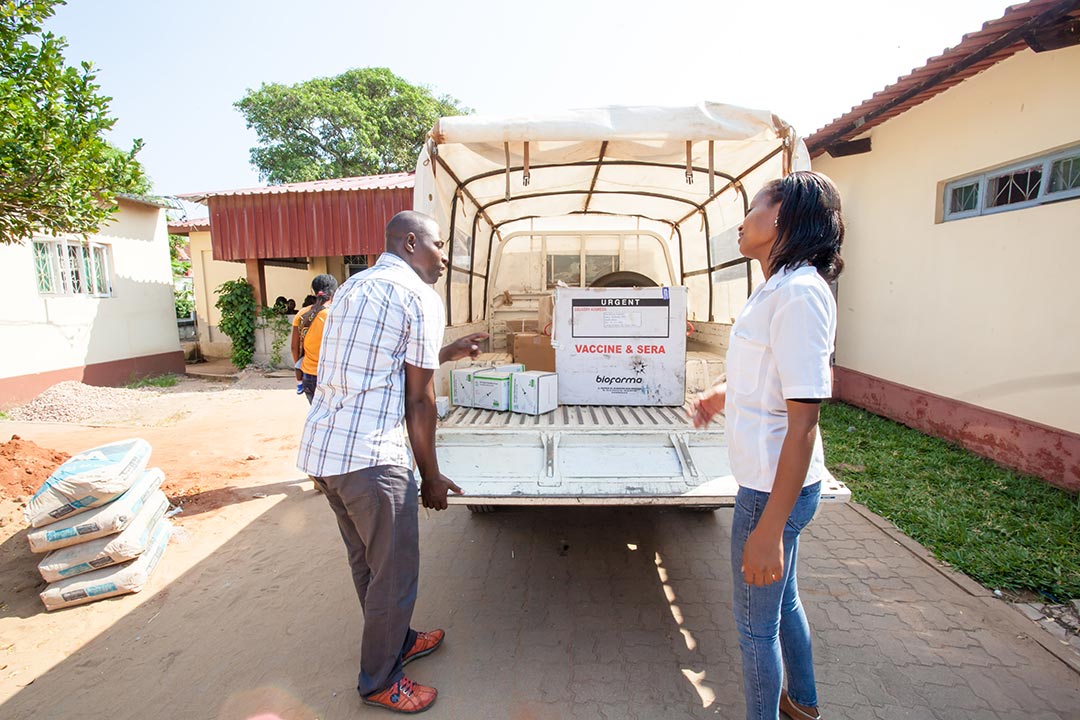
[419,502,1080,719]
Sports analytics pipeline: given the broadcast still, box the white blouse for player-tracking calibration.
[725,264,837,492]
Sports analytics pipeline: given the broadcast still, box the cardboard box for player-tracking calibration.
[538,294,554,335]
[552,286,687,406]
[472,371,512,411]
[505,318,539,334]
[512,332,557,372]
[511,372,558,415]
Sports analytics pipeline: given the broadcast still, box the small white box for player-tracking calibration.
[450,369,475,407]
[493,363,525,373]
[512,372,558,415]
[472,371,512,411]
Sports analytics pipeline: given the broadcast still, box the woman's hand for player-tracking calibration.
[741,527,784,586]
[691,383,726,428]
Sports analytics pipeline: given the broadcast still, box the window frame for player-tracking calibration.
[32,238,113,297]
[545,250,620,288]
[942,143,1080,222]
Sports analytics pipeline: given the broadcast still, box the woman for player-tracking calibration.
[290,274,340,403]
[693,171,844,720]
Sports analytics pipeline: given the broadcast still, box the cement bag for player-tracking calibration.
[24,438,151,527]
[27,467,164,553]
[40,518,172,611]
[37,490,169,582]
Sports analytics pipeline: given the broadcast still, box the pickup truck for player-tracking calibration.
[413,103,850,509]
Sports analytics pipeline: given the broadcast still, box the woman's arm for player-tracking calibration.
[290,325,301,364]
[740,400,820,586]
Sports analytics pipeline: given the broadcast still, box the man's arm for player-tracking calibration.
[404,362,463,510]
[439,333,489,365]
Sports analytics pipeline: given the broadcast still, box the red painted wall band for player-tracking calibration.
[833,366,1079,492]
[0,351,186,409]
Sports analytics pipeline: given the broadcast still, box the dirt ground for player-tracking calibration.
[0,375,313,708]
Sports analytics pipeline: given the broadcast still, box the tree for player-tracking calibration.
[0,0,148,245]
[235,67,470,184]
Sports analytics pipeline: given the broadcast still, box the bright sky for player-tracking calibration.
[48,0,1016,199]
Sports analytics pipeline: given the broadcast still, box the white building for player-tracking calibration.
[0,195,185,407]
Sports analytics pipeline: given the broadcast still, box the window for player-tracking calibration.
[546,253,619,287]
[33,239,112,296]
[344,254,368,277]
[450,230,472,284]
[942,143,1080,221]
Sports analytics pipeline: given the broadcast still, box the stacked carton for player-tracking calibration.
[24,438,173,611]
[451,364,558,416]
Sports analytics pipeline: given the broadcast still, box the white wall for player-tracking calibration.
[814,45,1080,433]
[0,199,180,381]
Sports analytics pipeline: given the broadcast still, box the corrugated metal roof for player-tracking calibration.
[805,0,1080,157]
[177,172,414,203]
[167,217,211,235]
[207,186,413,261]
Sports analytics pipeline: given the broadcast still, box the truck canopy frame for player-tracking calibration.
[414,102,810,325]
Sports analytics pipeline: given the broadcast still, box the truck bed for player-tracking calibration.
[436,401,850,506]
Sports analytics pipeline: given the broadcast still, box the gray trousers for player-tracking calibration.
[315,465,419,697]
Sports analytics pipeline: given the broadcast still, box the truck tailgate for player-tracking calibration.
[436,403,850,506]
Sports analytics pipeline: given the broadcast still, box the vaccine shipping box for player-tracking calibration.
[511,371,558,415]
[472,371,513,411]
[553,287,687,406]
[450,364,523,408]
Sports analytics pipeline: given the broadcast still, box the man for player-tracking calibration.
[298,210,487,714]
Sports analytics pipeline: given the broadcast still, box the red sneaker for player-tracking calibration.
[403,629,445,666]
[362,677,437,714]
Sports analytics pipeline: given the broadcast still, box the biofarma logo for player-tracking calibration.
[596,375,643,385]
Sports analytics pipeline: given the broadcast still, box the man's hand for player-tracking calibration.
[421,473,464,510]
[691,383,726,428]
[439,333,490,364]
[741,527,785,587]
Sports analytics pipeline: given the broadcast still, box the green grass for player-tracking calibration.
[820,401,1080,601]
[126,374,180,389]
[0,410,8,420]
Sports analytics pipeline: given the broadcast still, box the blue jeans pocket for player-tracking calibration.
[784,482,821,534]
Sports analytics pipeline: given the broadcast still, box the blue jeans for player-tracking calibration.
[302,372,318,404]
[731,482,821,720]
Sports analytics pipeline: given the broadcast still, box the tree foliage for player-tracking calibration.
[0,0,148,245]
[235,67,470,184]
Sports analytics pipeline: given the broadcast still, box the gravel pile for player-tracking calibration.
[7,381,158,424]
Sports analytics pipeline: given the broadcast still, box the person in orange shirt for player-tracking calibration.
[291,274,339,403]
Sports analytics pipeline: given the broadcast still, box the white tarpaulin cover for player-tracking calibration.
[414,102,809,325]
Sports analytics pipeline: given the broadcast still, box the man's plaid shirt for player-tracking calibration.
[297,253,445,478]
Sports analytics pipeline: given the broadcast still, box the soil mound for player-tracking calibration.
[0,434,70,500]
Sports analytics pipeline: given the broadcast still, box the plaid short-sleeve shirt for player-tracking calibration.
[297,253,445,477]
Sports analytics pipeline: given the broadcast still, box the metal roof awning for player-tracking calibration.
[175,173,415,261]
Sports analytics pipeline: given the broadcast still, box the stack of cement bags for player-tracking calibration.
[23,438,173,611]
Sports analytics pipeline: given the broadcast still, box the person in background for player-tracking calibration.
[291,274,339,403]
[693,171,844,720]
[298,211,487,714]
